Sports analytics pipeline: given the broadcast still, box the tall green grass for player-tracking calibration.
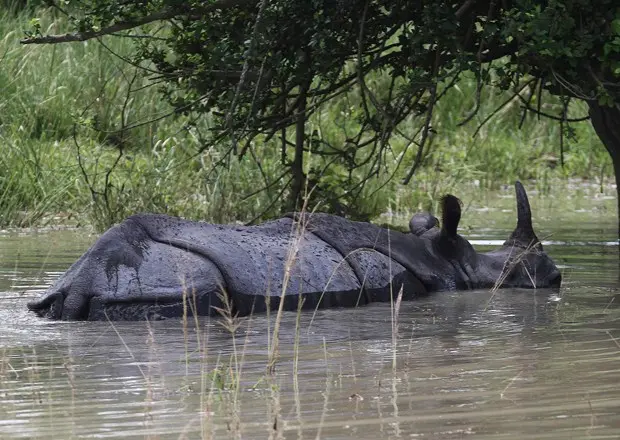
[0,8,279,228]
[0,7,612,229]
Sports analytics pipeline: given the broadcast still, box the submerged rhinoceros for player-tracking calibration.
[28,181,561,321]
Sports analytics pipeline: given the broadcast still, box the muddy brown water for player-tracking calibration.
[1,197,619,438]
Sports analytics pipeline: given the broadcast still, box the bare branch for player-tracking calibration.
[401,84,437,185]
[514,91,590,122]
[560,96,569,167]
[518,78,537,128]
[244,176,293,226]
[402,51,442,185]
[472,78,536,138]
[458,67,485,126]
[227,0,270,154]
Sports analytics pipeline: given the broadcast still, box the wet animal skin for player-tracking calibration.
[28,182,561,321]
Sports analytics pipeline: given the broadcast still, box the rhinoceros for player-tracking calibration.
[28,181,561,320]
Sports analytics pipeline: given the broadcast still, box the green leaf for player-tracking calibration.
[612,18,620,36]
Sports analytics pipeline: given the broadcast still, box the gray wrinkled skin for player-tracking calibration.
[28,182,561,321]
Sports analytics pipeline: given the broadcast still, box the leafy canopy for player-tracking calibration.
[22,0,620,215]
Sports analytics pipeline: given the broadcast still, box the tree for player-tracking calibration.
[21,1,620,230]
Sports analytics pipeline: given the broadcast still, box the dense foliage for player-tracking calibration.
[17,0,620,223]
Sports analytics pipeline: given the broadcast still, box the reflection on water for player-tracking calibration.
[0,203,619,439]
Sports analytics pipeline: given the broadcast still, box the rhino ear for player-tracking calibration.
[409,213,439,235]
[505,181,541,248]
[441,194,462,237]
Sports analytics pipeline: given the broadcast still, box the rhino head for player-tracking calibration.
[408,181,562,290]
[476,181,562,289]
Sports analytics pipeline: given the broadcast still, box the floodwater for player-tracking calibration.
[1,190,619,439]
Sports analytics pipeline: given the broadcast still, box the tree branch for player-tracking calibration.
[456,0,477,19]
[472,78,535,138]
[227,0,270,154]
[21,9,179,44]
[21,0,252,45]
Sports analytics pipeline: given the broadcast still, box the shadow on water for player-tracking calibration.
[0,198,619,438]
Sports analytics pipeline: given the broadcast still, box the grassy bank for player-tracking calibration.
[0,7,612,230]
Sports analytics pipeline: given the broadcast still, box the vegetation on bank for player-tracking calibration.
[0,7,612,231]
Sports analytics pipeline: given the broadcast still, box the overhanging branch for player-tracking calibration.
[20,0,252,45]
[21,9,179,44]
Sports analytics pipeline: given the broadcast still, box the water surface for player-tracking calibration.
[1,193,619,439]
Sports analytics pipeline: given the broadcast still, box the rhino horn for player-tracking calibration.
[505,181,541,249]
